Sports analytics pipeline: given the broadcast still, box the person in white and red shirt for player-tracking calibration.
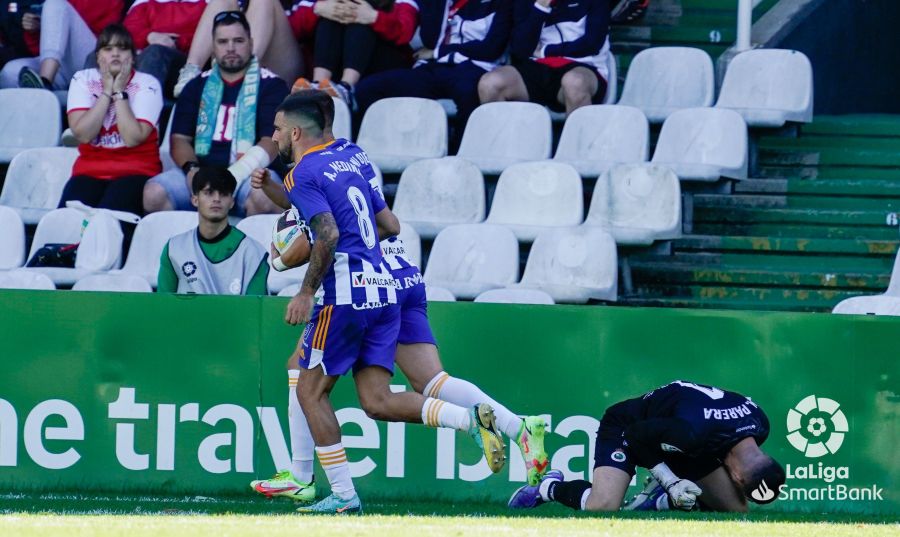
[61,24,163,217]
[123,0,207,97]
[0,0,123,89]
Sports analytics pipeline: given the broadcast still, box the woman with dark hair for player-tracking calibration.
[59,23,163,216]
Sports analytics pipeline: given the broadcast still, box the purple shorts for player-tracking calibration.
[394,268,436,346]
[300,302,400,376]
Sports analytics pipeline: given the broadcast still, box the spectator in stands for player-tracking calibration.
[293,0,418,107]
[354,0,512,132]
[0,0,123,90]
[478,0,611,116]
[173,0,314,97]
[157,166,269,295]
[59,24,162,217]
[0,0,42,72]
[121,0,208,98]
[142,9,288,217]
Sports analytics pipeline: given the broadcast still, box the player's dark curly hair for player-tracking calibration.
[744,456,786,504]
[276,90,334,135]
[192,166,237,196]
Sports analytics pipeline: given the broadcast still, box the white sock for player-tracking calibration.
[423,371,523,438]
[420,397,472,431]
[316,443,355,500]
[539,474,561,501]
[580,489,591,510]
[288,370,314,483]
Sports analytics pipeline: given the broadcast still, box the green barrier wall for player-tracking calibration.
[0,290,896,514]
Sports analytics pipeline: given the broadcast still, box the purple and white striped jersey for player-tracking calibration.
[285,138,397,305]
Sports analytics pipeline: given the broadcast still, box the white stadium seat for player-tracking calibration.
[17,208,125,285]
[0,88,61,163]
[0,269,55,290]
[396,222,422,268]
[652,108,748,181]
[833,250,900,316]
[617,47,715,123]
[236,214,308,295]
[277,283,299,297]
[553,105,649,177]
[585,163,681,245]
[514,227,618,303]
[457,103,552,174]
[109,211,197,287]
[72,273,153,293]
[0,205,25,269]
[485,161,583,241]
[333,97,352,141]
[423,224,519,299]
[392,157,485,239]
[159,105,177,171]
[425,285,456,302]
[475,288,555,305]
[357,97,448,173]
[716,49,814,127]
[0,147,78,224]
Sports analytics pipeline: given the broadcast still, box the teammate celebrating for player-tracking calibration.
[509,380,785,513]
[271,91,507,514]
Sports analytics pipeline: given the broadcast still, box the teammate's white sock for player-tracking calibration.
[316,443,355,500]
[421,397,472,431]
[422,371,523,438]
[288,370,315,483]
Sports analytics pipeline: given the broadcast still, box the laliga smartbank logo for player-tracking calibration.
[778,395,884,502]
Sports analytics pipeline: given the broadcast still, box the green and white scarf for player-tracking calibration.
[194,56,260,162]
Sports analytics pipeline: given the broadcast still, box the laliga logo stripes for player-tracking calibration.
[750,480,775,502]
[786,395,848,458]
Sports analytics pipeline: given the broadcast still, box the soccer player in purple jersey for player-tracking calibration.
[266,91,506,514]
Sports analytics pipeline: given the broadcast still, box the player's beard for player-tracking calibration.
[278,143,294,166]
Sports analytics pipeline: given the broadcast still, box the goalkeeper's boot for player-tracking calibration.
[515,416,549,486]
[508,469,563,509]
[297,492,362,514]
[468,404,506,473]
[251,470,316,502]
[623,476,669,511]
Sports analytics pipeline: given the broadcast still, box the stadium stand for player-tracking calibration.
[0,88,61,163]
[0,205,25,269]
[72,273,153,293]
[715,48,814,128]
[651,107,749,182]
[552,104,649,177]
[423,224,519,300]
[333,97,352,141]
[424,285,456,302]
[832,247,900,315]
[391,157,486,240]
[396,221,422,268]
[512,227,618,303]
[0,268,55,290]
[455,102,552,175]
[484,161,584,242]
[474,287,555,305]
[356,97,448,174]
[0,147,78,224]
[107,210,196,287]
[584,163,681,246]
[616,47,715,124]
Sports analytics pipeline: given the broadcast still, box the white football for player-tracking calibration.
[272,208,303,255]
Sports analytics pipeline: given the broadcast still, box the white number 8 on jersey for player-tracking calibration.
[347,186,376,249]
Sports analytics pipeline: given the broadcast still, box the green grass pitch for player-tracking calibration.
[1,494,897,537]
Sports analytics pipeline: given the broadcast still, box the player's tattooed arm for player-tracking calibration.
[300,212,339,296]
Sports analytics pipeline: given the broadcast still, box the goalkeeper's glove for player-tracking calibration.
[650,462,702,511]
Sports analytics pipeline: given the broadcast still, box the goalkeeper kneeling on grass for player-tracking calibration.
[509,380,785,513]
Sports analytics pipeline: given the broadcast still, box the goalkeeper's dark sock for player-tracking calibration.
[546,479,592,511]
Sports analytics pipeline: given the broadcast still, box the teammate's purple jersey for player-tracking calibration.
[285,138,397,305]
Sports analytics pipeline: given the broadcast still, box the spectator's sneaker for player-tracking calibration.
[508,469,563,509]
[319,79,356,111]
[515,416,549,486]
[468,403,506,473]
[250,470,316,502]
[291,77,317,94]
[610,0,650,23]
[18,67,50,90]
[60,128,78,147]
[297,492,362,514]
[173,63,202,98]
[623,476,669,511]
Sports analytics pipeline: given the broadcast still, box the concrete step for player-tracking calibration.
[671,235,898,256]
[691,222,900,240]
[734,178,900,197]
[624,284,861,312]
[693,193,900,212]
